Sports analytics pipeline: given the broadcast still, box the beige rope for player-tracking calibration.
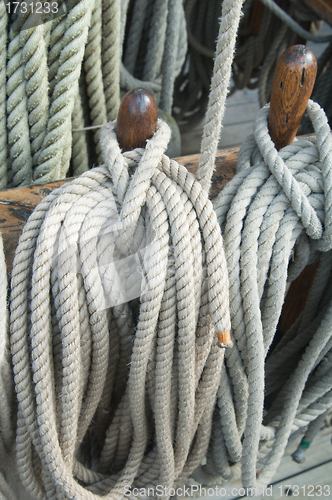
[9,118,231,499]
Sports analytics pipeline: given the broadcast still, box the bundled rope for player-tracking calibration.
[190,98,332,492]
[6,1,246,496]
[8,118,232,500]
[1,0,187,189]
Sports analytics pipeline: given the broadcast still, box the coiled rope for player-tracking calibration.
[6,1,245,498]
[190,98,332,492]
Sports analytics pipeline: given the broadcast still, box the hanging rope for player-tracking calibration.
[5,1,246,497]
[8,118,232,499]
[2,1,332,498]
[300,41,332,135]
[1,0,187,189]
[190,99,332,492]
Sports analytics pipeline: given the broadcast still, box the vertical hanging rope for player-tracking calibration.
[197,0,244,194]
[102,0,121,121]
[71,86,90,176]
[123,0,149,74]
[21,24,49,170]
[6,13,33,187]
[159,0,182,115]
[33,0,94,183]
[84,0,108,163]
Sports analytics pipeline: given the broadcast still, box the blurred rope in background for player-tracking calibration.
[1,0,332,189]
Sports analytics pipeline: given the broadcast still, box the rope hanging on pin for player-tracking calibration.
[199,45,332,492]
[9,87,231,499]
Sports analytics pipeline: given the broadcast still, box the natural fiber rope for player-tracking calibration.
[6,12,33,187]
[193,99,332,492]
[9,117,231,499]
[197,0,244,194]
[0,231,17,500]
[1,0,187,188]
[0,3,8,190]
[102,0,121,122]
[2,1,332,498]
[5,6,244,496]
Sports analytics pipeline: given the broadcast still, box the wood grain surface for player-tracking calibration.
[268,45,317,151]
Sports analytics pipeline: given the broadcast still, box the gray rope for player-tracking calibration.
[198,99,332,491]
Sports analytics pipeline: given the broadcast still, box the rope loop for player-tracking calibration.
[240,99,332,250]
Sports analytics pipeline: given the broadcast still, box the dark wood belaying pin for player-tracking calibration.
[116,88,158,152]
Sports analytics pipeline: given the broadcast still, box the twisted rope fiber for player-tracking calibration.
[9,114,231,498]
[0,231,18,500]
[34,0,94,183]
[2,0,188,188]
[197,0,245,194]
[0,3,8,189]
[6,12,33,187]
[192,99,332,492]
[260,0,332,43]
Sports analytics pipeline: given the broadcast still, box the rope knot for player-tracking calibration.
[238,99,332,251]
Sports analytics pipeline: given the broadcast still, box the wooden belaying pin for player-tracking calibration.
[116,88,158,152]
[268,45,317,151]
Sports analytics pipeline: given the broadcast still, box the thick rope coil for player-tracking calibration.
[193,99,332,492]
[9,117,231,499]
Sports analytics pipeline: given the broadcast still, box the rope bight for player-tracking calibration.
[1,0,187,189]
[4,1,243,498]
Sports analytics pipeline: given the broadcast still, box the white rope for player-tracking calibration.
[196,99,332,492]
[197,0,244,194]
[9,117,231,499]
